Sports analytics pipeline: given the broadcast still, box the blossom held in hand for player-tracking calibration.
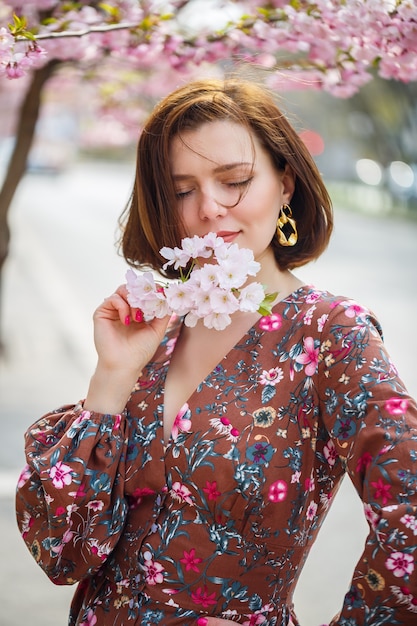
[126,233,276,330]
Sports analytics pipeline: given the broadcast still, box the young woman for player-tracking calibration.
[16,79,417,626]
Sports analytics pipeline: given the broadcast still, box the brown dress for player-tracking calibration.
[16,286,417,625]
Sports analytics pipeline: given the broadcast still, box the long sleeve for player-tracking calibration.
[15,403,129,585]
[318,302,417,624]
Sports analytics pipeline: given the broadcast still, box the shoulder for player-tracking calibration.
[277,285,384,339]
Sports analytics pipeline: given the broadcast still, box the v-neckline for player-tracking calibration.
[160,283,311,444]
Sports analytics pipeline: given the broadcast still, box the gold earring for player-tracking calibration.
[276,203,298,247]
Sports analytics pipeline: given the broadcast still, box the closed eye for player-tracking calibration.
[176,189,194,199]
[226,177,253,188]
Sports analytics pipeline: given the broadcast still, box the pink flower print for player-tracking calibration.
[385,397,409,416]
[304,476,315,492]
[371,478,392,506]
[55,506,66,517]
[317,313,328,332]
[80,609,97,626]
[305,291,321,304]
[268,479,287,503]
[191,585,217,608]
[143,553,164,585]
[129,486,156,509]
[89,539,112,561]
[171,481,193,505]
[51,527,74,556]
[343,301,366,319]
[303,305,316,325]
[259,367,284,386]
[363,503,381,531]
[209,416,240,440]
[306,501,318,521]
[17,464,31,488]
[385,551,415,578]
[20,511,34,539]
[291,471,301,484]
[323,439,338,466]
[68,483,87,498]
[86,500,104,512]
[259,313,282,332]
[242,615,265,626]
[113,414,122,431]
[203,481,221,501]
[356,452,373,474]
[48,461,73,489]
[401,514,417,536]
[171,403,192,441]
[295,337,319,376]
[180,548,203,573]
[166,337,177,355]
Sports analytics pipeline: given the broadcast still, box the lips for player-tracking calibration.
[216,230,240,243]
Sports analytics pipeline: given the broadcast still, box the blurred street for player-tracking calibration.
[1,161,416,625]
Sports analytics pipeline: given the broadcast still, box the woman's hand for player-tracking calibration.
[84,284,170,415]
[92,284,169,372]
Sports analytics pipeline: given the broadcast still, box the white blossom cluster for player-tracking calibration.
[126,233,275,331]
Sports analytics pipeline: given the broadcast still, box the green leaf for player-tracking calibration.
[257,291,278,317]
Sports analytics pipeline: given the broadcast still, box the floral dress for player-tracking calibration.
[16,286,417,626]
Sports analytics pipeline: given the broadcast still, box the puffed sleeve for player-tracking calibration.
[15,403,129,585]
[318,300,417,625]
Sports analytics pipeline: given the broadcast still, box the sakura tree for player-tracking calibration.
[0,0,416,347]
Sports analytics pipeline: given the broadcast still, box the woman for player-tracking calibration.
[16,79,417,625]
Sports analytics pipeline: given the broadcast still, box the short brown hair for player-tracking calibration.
[120,78,333,278]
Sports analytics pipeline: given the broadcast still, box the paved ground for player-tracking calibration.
[1,162,416,625]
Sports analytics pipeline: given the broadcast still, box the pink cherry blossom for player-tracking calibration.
[126,233,271,330]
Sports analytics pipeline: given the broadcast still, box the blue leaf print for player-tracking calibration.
[261,384,276,404]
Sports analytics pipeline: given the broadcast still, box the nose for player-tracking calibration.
[198,190,228,220]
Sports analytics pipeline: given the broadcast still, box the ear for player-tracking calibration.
[281,164,295,203]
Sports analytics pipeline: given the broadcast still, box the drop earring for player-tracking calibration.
[276,203,297,247]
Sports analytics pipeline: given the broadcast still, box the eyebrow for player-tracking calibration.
[172,162,253,180]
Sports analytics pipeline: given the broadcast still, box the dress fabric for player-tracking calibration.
[15,286,417,626]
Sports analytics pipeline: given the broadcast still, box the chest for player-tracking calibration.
[162,313,260,441]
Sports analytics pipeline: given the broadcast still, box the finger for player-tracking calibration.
[94,292,131,325]
[133,308,144,323]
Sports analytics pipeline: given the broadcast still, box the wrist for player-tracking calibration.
[84,366,140,415]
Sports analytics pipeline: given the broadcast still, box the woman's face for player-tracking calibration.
[169,120,294,263]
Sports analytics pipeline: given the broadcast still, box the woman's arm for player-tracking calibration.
[15,286,170,584]
[319,303,417,625]
[84,284,170,414]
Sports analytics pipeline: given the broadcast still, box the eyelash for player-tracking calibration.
[176,178,253,199]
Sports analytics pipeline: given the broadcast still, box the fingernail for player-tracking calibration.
[197,619,208,626]
[135,310,144,323]
[124,315,131,326]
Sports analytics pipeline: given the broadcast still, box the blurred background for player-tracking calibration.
[1,6,417,623]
